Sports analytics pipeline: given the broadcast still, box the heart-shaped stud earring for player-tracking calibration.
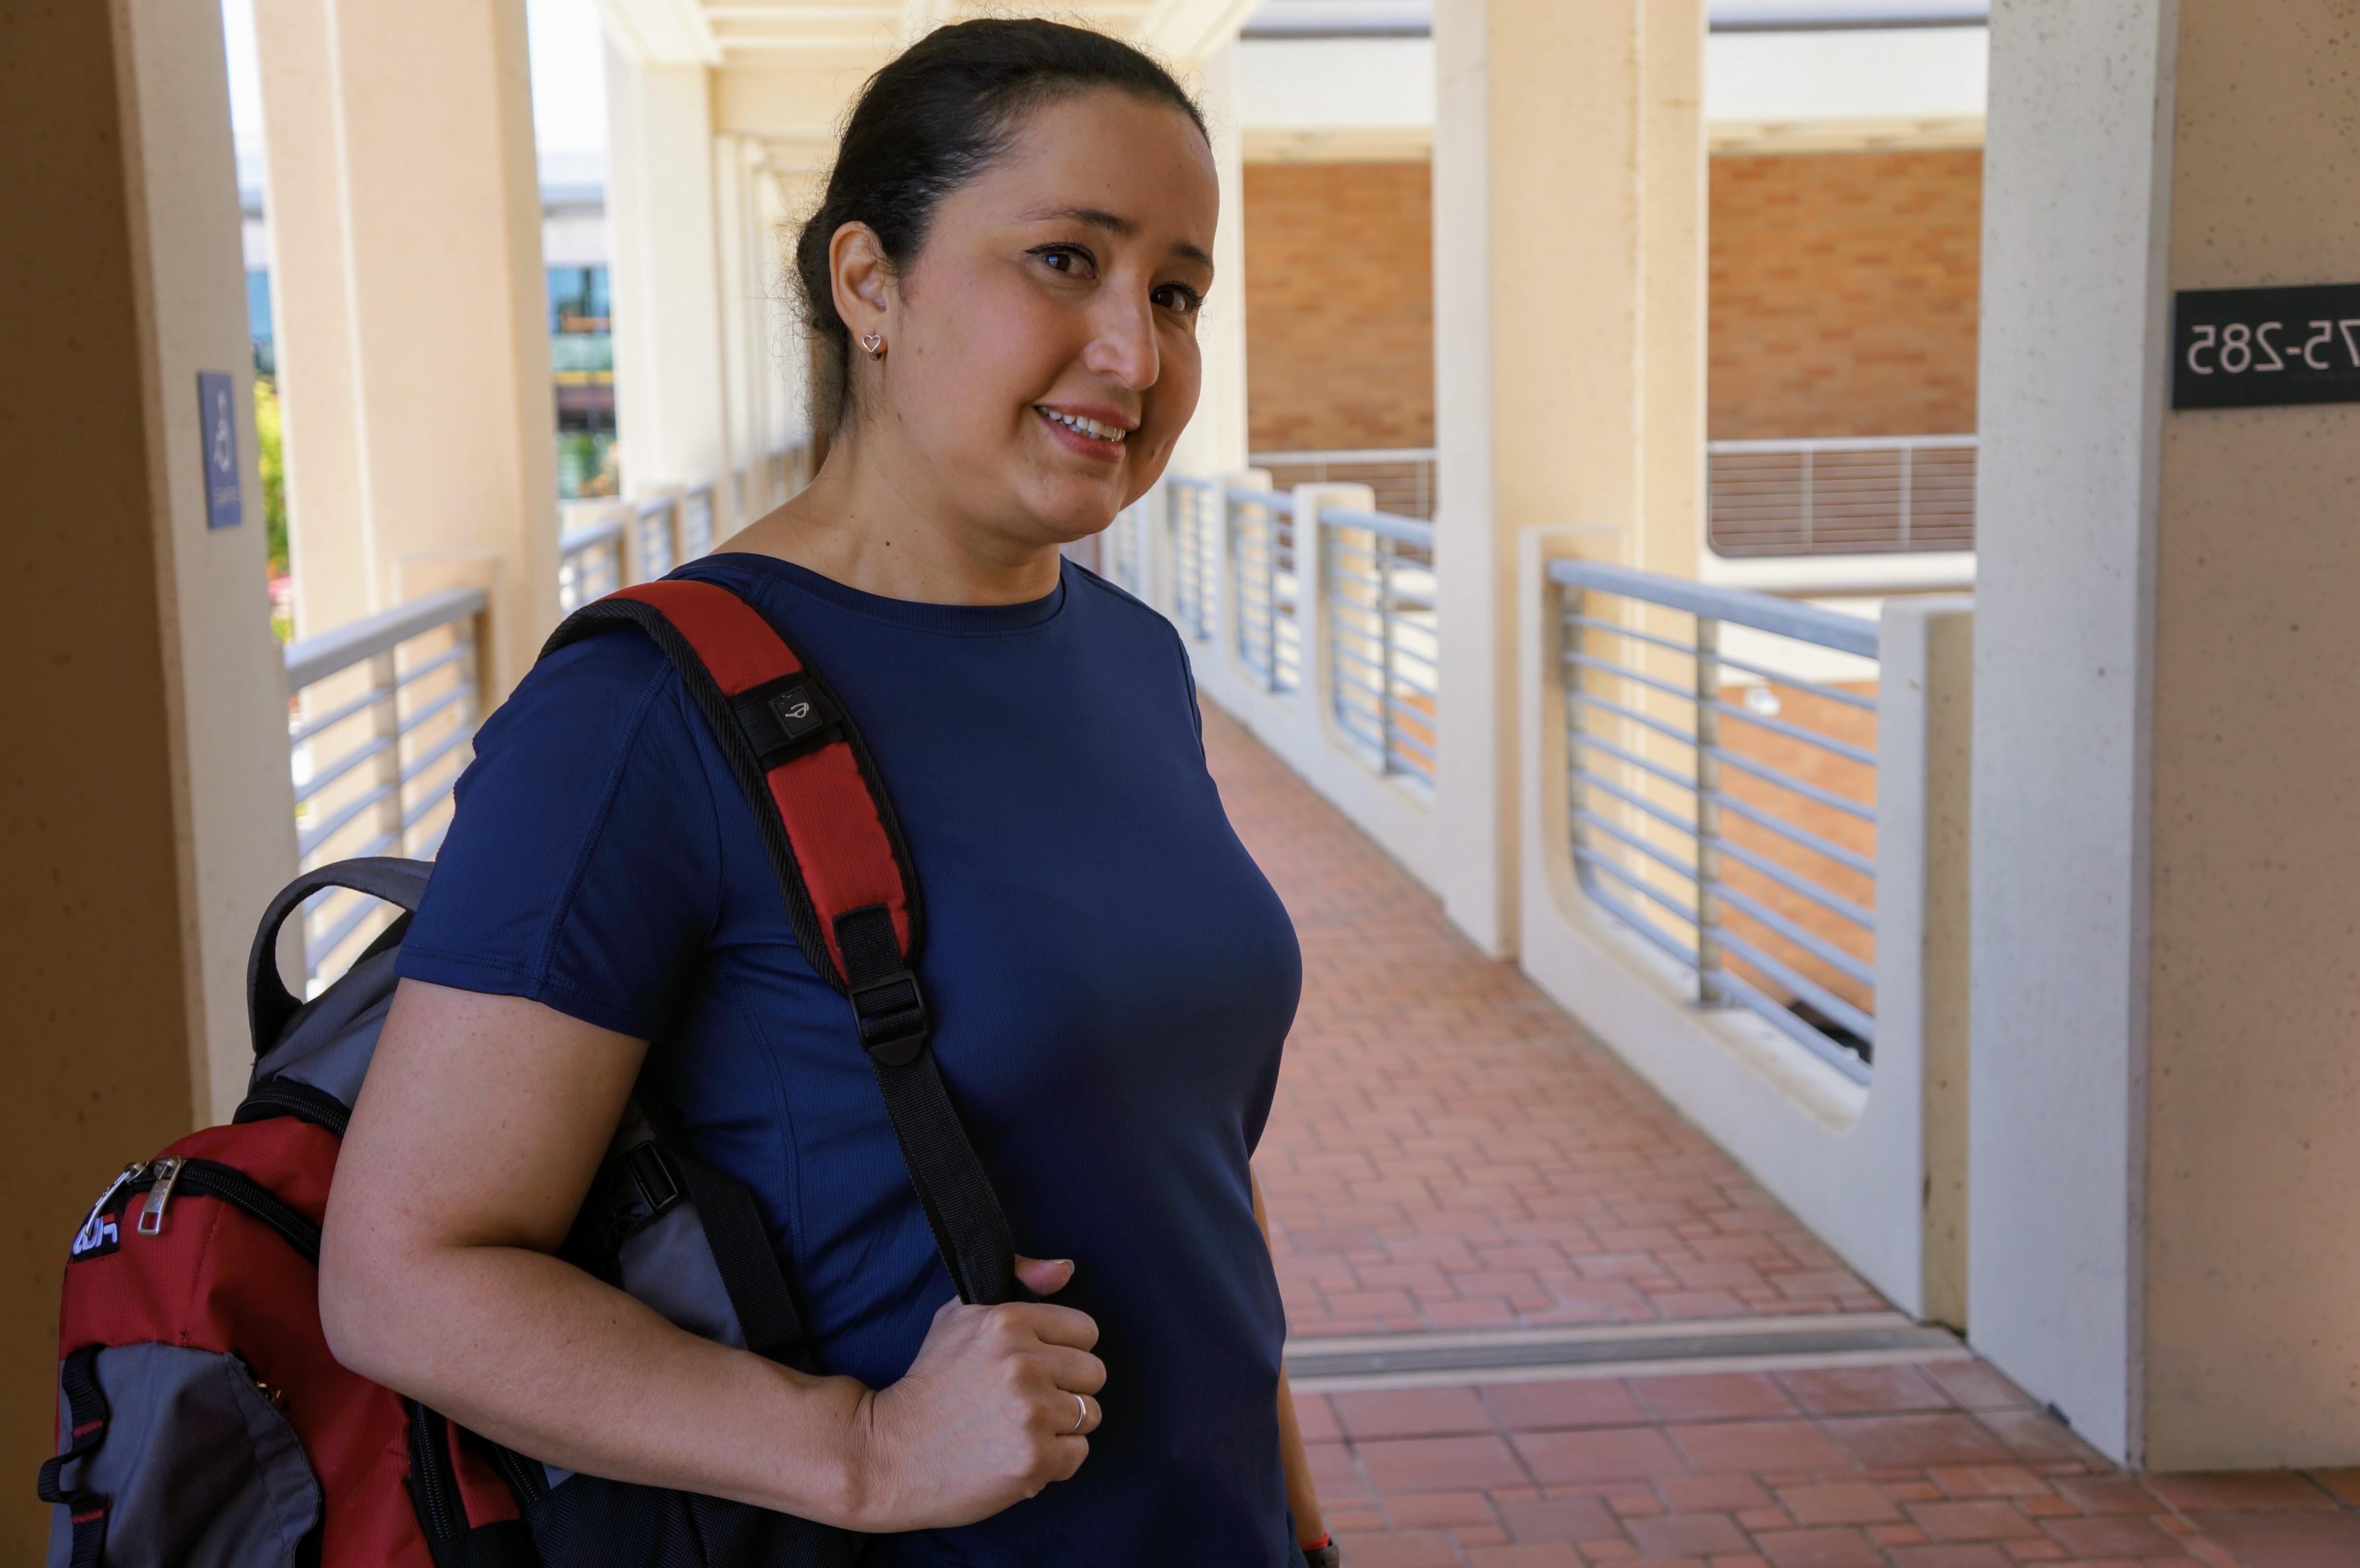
[860,331,885,358]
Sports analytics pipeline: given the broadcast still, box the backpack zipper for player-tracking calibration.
[404,1402,467,1544]
[124,1157,322,1266]
[136,1158,184,1236]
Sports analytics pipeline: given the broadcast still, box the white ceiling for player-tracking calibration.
[602,0,1264,67]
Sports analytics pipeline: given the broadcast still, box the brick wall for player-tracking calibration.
[1241,160,1435,453]
[1239,148,1983,453]
[1709,149,1983,440]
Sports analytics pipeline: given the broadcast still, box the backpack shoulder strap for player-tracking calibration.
[543,579,1019,1307]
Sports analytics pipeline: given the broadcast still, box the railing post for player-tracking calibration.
[1800,448,1815,552]
[1899,442,1914,551]
[1378,535,1401,772]
[370,649,404,855]
[1692,614,1725,1006]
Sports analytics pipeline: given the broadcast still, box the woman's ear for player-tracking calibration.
[829,221,892,343]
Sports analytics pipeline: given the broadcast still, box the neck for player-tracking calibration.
[730,422,1065,607]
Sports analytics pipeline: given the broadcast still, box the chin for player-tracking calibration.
[1023,480,1129,543]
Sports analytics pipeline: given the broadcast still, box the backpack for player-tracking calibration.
[39,577,1020,1567]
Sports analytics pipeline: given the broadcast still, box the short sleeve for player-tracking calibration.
[396,630,725,1039]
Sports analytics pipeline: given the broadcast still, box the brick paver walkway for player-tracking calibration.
[1212,705,1884,1336]
[1202,704,2360,1568]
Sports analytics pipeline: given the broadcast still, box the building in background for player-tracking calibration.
[239,150,619,502]
[1235,0,1986,573]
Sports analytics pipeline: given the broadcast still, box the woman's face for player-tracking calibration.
[840,88,1219,547]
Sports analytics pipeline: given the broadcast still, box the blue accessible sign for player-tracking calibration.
[198,370,242,529]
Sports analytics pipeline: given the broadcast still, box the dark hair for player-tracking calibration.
[794,18,1207,431]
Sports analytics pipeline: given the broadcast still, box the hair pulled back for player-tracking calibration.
[795,18,1207,432]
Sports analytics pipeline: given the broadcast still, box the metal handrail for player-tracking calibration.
[1227,486,1299,692]
[1167,477,1220,642]
[1253,448,1438,520]
[1552,559,1879,1082]
[285,586,486,990]
[1706,433,1977,558]
[1549,560,1879,655]
[1317,500,1437,787]
[284,586,487,690]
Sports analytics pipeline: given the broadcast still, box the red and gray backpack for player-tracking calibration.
[40,579,1019,1567]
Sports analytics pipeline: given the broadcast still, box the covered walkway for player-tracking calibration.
[1212,707,2358,1568]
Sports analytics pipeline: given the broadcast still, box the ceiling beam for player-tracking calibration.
[597,0,723,65]
[1137,0,1262,62]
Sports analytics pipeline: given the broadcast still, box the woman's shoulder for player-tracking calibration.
[477,621,689,761]
[1067,560,1186,650]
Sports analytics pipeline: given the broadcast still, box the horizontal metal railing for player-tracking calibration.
[285,586,485,989]
[1255,446,1438,521]
[1165,475,1220,643]
[1227,486,1301,693]
[1316,503,1438,786]
[1551,559,1879,1081]
[558,514,625,612]
[680,481,716,560]
[1707,434,1976,558]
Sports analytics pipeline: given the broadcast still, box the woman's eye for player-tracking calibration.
[1034,245,1095,278]
[1154,284,1204,317]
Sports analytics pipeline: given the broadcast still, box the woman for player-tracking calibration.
[319,18,1338,1566]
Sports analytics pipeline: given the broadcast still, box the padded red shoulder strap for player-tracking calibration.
[540,577,1018,1307]
[617,579,912,981]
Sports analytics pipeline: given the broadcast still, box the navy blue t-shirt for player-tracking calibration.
[397,553,1303,1564]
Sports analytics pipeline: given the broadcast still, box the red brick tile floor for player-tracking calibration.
[1202,704,2360,1568]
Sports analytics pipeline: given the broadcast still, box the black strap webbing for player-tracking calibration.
[674,1152,818,1368]
[838,906,1018,1307]
[37,1346,109,1568]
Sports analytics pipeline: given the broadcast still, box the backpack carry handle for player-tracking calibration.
[247,858,434,1055]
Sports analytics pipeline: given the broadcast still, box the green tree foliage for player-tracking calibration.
[254,376,289,578]
[255,377,292,641]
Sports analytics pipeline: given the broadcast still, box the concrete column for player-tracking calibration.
[1971,0,2360,1469]
[605,44,733,504]
[253,0,560,698]
[1175,41,1252,479]
[1,0,299,1549]
[1431,0,1707,958]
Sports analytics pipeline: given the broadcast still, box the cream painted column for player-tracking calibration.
[605,43,735,513]
[1175,40,1252,480]
[253,0,560,698]
[2,0,298,1549]
[1972,0,2360,1469]
[1431,0,1706,958]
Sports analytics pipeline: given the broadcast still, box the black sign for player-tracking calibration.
[2173,284,2360,410]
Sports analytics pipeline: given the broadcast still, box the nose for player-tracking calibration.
[1082,293,1159,392]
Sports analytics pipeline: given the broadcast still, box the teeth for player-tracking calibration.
[1041,408,1127,442]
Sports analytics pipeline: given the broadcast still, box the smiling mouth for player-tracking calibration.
[1035,406,1131,445]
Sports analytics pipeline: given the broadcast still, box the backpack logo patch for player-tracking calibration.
[769,685,827,740]
[70,1211,121,1262]
[70,1164,140,1261]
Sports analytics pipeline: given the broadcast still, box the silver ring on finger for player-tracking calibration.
[1069,1393,1088,1434]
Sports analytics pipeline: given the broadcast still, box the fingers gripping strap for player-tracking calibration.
[838,906,1018,1307]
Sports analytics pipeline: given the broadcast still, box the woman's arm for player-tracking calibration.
[1252,1171,1328,1555]
[321,979,1106,1531]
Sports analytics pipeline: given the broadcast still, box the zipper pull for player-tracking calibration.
[138,1157,185,1236]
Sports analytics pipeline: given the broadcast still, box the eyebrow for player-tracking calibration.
[1026,204,1214,270]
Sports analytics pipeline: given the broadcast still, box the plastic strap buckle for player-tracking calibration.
[849,969,929,1068]
[624,1141,682,1216]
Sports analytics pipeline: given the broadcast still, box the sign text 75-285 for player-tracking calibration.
[2172,283,2360,410]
